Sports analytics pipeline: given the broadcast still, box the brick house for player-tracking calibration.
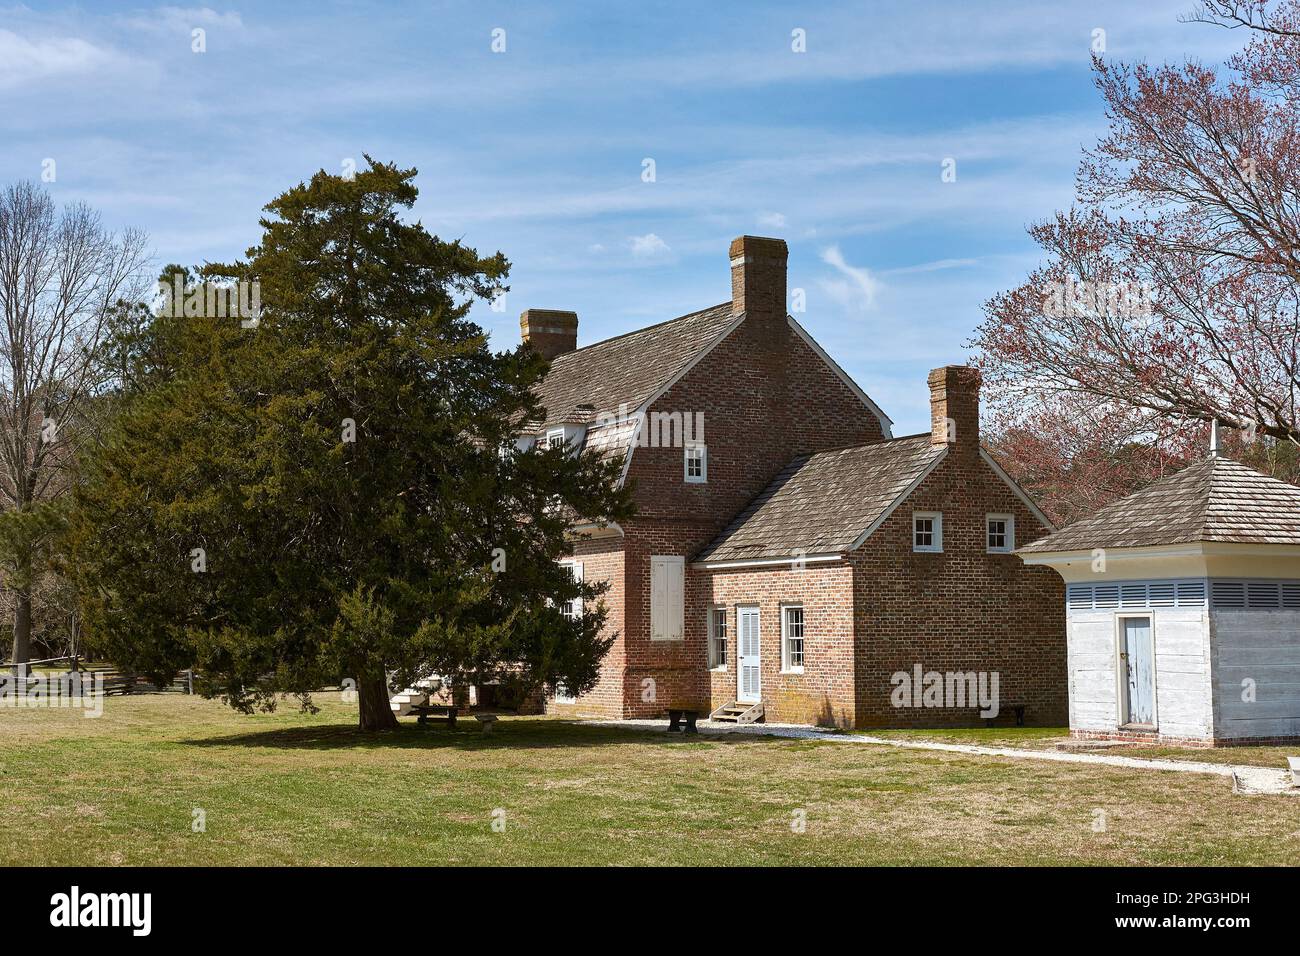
[528,235,1066,728]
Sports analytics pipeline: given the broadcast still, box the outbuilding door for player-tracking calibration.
[737,606,760,703]
[1120,616,1155,727]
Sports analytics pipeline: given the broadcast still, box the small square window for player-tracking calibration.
[708,607,727,669]
[913,512,943,552]
[684,443,707,483]
[554,683,576,704]
[986,514,1014,553]
[782,605,804,672]
[545,428,565,450]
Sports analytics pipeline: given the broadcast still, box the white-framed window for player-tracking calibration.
[545,427,566,450]
[650,555,685,641]
[781,604,804,672]
[684,443,707,483]
[559,560,583,620]
[913,512,943,552]
[708,607,727,669]
[554,683,577,704]
[986,513,1014,553]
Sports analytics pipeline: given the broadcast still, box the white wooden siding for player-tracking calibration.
[1212,610,1300,740]
[1066,607,1212,738]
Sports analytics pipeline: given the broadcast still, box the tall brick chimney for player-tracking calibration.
[520,309,578,360]
[928,365,981,452]
[729,235,788,326]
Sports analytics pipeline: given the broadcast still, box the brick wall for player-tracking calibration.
[608,312,886,718]
[704,562,857,726]
[849,449,1067,728]
[546,535,626,719]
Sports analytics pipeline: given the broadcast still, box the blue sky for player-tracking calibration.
[0,1,1241,433]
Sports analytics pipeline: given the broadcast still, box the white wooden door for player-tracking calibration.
[1121,616,1155,726]
[737,607,760,702]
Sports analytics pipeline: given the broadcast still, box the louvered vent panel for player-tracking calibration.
[1120,584,1147,608]
[1067,585,1093,610]
[1282,584,1300,609]
[1147,583,1176,607]
[1247,582,1282,608]
[1094,585,1120,609]
[1176,582,1206,607]
[1212,581,1247,608]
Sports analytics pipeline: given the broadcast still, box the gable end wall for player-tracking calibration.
[849,448,1067,728]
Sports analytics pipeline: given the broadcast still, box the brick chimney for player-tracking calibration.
[520,309,578,360]
[729,235,788,325]
[928,365,981,452]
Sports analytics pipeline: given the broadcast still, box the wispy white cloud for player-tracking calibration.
[819,245,880,313]
[883,258,979,275]
[0,29,121,90]
[121,6,245,34]
[628,233,673,262]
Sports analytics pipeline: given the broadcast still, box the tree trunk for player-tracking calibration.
[357,672,398,731]
[10,588,31,678]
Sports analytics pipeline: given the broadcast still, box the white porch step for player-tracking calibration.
[709,700,764,724]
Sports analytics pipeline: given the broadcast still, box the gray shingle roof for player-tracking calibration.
[532,303,737,427]
[1018,456,1300,553]
[695,434,946,563]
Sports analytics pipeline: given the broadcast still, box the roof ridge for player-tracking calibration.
[550,301,731,362]
[798,432,934,459]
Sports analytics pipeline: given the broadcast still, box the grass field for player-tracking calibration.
[2,692,1298,866]
[866,727,1300,769]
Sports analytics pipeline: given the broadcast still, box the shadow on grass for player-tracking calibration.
[179,717,771,752]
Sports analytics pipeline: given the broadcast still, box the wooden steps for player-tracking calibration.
[709,700,764,724]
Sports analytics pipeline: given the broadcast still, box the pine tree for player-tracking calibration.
[70,159,631,729]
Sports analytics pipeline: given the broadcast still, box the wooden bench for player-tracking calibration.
[666,709,699,734]
[410,703,457,728]
[983,704,1026,727]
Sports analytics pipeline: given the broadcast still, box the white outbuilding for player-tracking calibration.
[1019,452,1300,746]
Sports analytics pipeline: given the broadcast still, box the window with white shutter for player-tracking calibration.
[560,560,583,619]
[650,556,684,641]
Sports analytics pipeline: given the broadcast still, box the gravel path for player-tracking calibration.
[579,718,1299,796]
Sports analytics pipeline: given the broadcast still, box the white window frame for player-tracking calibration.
[781,604,805,674]
[554,683,577,704]
[545,427,566,450]
[684,442,707,483]
[913,512,943,553]
[708,606,728,670]
[986,513,1014,553]
[650,555,685,642]
[558,560,583,620]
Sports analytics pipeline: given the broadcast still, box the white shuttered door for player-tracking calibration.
[650,556,684,641]
[738,607,760,701]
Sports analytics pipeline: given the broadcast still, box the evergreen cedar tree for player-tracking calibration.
[972,0,1300,523]
[69,158,633,730]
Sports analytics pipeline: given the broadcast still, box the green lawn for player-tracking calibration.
[2,692,1297,866]
[865,727,1300,769]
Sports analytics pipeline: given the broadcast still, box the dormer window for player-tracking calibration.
[684,443,707,483]
[545,428,566,450]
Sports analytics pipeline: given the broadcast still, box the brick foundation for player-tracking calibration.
[1072,728,1300,748]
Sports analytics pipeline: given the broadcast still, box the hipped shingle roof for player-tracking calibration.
[1018,456,1300,553]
